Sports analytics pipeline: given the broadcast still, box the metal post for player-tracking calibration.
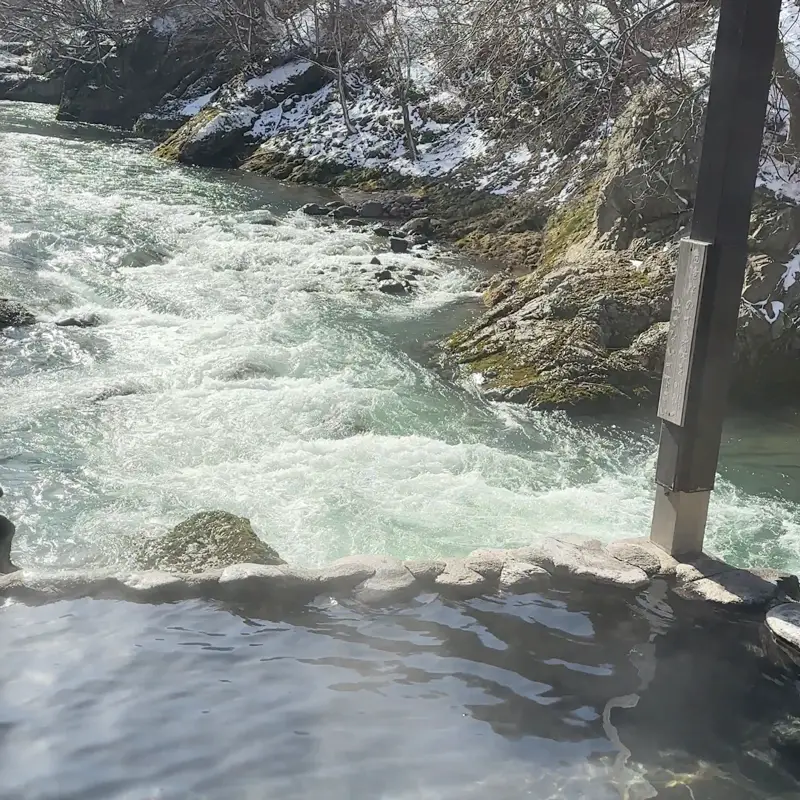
[650,0,782,556]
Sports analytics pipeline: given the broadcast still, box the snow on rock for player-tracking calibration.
[764,300,786,324]
[247,78,494,180]
[197,106,258,143]
[781,1,800,76]
[757,158,800,205]
[246,61,312,92]
[783,248,800,291]
[182,90,219,117]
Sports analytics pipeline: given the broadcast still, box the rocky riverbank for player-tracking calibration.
[5,3,800,413]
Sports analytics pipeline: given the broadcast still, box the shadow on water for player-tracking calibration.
[221,583,800,800]
[0,583,779,799]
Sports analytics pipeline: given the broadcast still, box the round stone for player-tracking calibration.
[766,603,800,650]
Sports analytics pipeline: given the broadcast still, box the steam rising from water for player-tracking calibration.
[2,102,800,572]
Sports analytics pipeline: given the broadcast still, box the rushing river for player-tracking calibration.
[2,101,800,800]
[2,101,800,573]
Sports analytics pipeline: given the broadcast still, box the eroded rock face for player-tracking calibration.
[446,84,800,412]
[595,85,700,251]
[154,60,326,167]
[58,23,223,129]
[446,251,675,410]
[140,511,285,574]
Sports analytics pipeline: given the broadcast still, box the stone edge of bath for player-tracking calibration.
[2,535,798,613]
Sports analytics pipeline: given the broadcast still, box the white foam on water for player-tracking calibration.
[2,101,800,574]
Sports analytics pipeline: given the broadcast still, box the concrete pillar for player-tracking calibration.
[650,0,782,556]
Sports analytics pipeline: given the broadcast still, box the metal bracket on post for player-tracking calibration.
[657,239,709,427]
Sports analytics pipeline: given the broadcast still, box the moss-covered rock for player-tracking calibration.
[154,106,224,163]
[140,510,285,574]
[445,251,675,411]
[540,185,599,270]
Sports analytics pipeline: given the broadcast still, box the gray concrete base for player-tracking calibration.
[650,485,710,557]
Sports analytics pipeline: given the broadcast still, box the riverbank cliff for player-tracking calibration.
[5,1,800,412]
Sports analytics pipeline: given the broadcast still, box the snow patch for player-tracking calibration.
[182,90,218,117]
[783,248,800,291]
[781,2,800,77]
[765,300,785,324]
[757,157,800,204]
[246,60,311,91]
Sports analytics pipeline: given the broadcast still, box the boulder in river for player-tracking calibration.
[301,203,326,216]
[399,216,435,237]
[389,237,409,253]
[55,312,101,328]
[140,510,285,574]
[358,201,385,218]
[378,279,410,296]
[0,72,63,105]
[0,299,35,328]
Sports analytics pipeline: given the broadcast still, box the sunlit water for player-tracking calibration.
[2,102,800,800]
[2,101,800,572]
[1,584,799,799]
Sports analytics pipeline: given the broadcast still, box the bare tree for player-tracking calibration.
[0,0,177,65]
[361,2,421,160]
[284,0,373,133]
[182,0,294,64]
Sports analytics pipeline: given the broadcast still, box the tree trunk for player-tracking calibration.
[774,39,800,157]
[400,87,418,162]
[337,64,355,134]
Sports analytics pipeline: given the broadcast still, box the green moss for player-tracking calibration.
[457,350,539,390]
[153,106,220,162]
[445,326,473,350]
[528,381,622,410]
[540,184,599,270]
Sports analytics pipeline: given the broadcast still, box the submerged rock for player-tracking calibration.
[55,313,101,328]
[331,205,357,219]
[140,511,285,574]
[0,487,19,574]
[378,279,410,296]
[0,298,35,328]
[770,718,800,778]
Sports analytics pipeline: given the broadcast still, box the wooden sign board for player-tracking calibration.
[657,239,710,426]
